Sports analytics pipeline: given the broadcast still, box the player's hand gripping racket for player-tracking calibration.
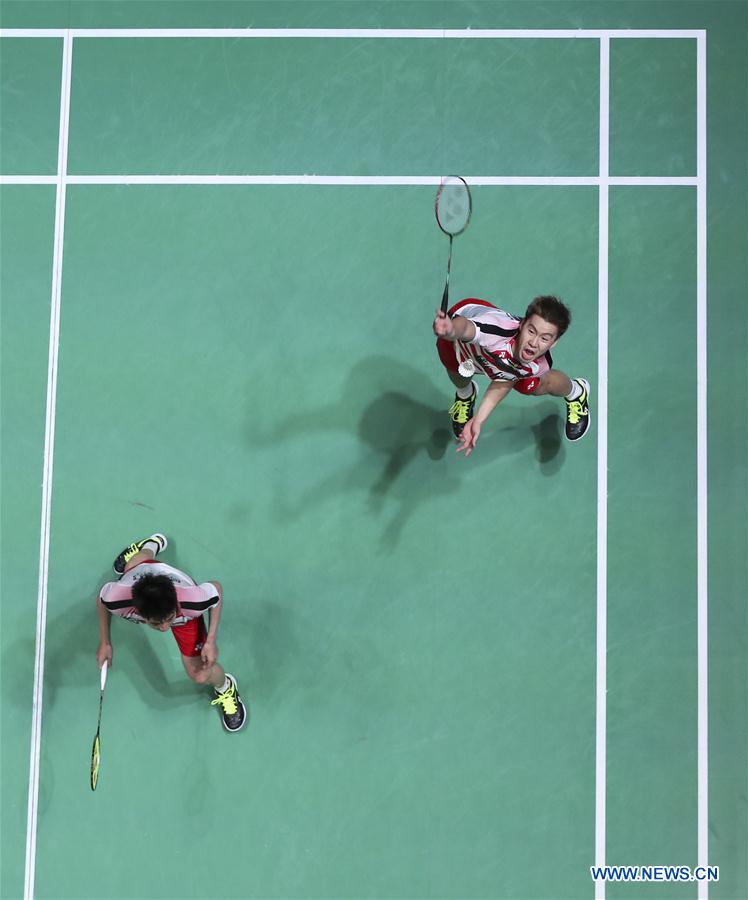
[435,176,472,314]
[90,660,108,791]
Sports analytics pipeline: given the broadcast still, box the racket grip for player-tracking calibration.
[100,659,108,690]
[440,283,450,315]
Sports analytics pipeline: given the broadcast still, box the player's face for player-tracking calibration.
[147,612,176,632]
[515,314,559,363]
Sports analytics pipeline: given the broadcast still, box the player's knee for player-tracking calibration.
[185,663,210,684]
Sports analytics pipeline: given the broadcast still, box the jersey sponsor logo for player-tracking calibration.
[129,569,188,586]
[475,351,528,381]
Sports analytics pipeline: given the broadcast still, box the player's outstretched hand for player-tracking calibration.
[96,642,113,669]
[433,309,454,338]
[457,419,481,457]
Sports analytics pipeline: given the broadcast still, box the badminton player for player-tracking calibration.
[95,534,246,732]
[433,295,591,457]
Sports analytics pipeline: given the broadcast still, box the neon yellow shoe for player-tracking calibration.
[211,674,247,733]
[565,379,591,442]
[448,384,477,438]
[112,533,167,575]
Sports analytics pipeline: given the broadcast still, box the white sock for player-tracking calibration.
[565,379,583,401]
[456,381,475,400]
[142,537,162,555]
[215,676,231,693]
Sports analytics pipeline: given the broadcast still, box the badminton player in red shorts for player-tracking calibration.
[433,295,590,457]
[95,534,247,732]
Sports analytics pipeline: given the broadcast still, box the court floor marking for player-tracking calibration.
[21,29,72,900]
[0,28,706,38]
[595,35,610,900]
[0,28,707,900]
[696,31,708,900]
[0,175,701,185]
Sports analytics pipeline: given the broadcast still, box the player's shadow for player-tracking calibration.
[2,593,101,712]
[533,411,565,472]
[251,355,456,546]
[250,355,564,545]
[359,388,452,495]
[486,404,565,476]
[230,599,300,702]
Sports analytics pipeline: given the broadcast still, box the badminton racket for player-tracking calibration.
[435,176,472,314]
[90,660,108,791]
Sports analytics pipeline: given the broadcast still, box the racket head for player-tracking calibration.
[435,176,472,237]
[90,734,101,791]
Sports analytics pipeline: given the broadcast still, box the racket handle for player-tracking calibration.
[440,234,454,315]
[440,283,450,314]
[100,659,108,690]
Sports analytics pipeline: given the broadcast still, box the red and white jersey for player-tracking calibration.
[99,561,219,626]
[450,298,553,383]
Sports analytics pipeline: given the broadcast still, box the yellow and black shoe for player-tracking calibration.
[448,384,477,438]
[565,379,591,442]
[211,674,247,733]
[112,533,168,575]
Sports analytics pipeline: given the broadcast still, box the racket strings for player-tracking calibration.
[90,735,101,790]
[436,177,472,236]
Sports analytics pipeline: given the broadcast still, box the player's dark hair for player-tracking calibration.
[525,295,571,337]
[131,574,177,623]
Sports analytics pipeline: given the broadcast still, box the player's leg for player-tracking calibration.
[113,533,168,575]
[534,369,591,441]
[436,338,479,438]
[181,652,226,689]
[176,619,247,733]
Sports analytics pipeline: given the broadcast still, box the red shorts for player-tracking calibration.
[435,338,541,395]
[171,616,207,657]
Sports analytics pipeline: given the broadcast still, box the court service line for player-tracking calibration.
[696,31,709,900]
[0,175,700,186]
[0,27,706,39]
[595,35,610,900]
[23,29,73,900]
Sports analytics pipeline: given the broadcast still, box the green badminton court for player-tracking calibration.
[1,2,746,899]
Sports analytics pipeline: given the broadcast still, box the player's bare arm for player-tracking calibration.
[96,595,113,669]
[433,309,477,341]
[457,380,513,457]
[201,580,223,666]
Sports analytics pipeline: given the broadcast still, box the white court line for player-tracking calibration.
[696,31,709,900]
[1,175,699,186]
[595,35,610,900]
[0,176,57,185]
[0,27,705,38]
[22,29,73,900]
